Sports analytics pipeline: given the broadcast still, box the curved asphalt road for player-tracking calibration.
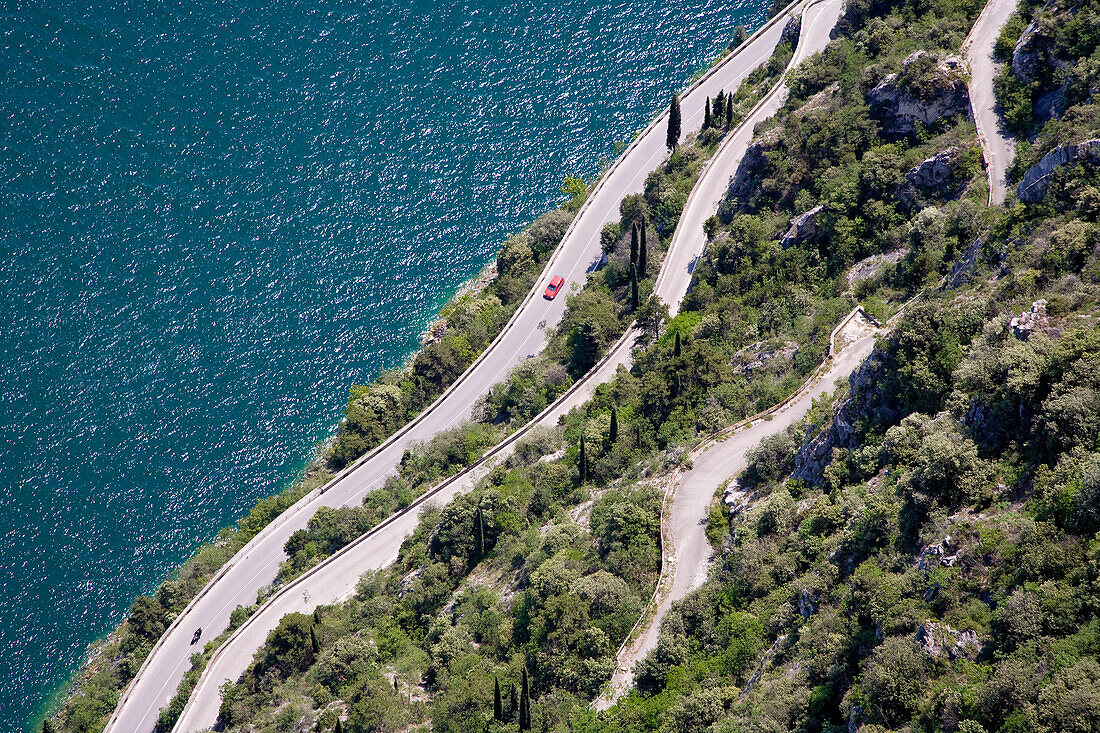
[109,4,819,733]
[171,2,843,729]
[595,311,879,709]
[537,0,845,421]
[965,0,1019,206]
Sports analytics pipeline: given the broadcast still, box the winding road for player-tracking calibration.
[168,2,843,730]
[107,3,825,732]
[172,2,846,728]
[594,0,1020,707]
[595,310,879,708]
[965,0,1019,206]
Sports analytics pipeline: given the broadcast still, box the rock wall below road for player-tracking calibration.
[1017,139,1100,202]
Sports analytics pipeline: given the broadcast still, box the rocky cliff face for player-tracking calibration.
[899,147,962,208]
[907,147,961,188]
[914,621,980,661]
[1011,20,1070,123]
[793,348,899,482]
[729,128,781,201]
[867,52,970,135]
[1016,139,1100,202]
[1011,21,1063,83]
[1010,299,1051,339]
[780,14,801,47]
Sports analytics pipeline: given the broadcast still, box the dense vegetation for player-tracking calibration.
[594,254,1100,731]
[994,0,1100,164]
[199,0,1033,728]
[586,1,1100,731]
[54,0,1100,728]
[47,23,791,733]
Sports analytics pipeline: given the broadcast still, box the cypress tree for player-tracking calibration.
[638,221,648,277]
[666,94,681,150]
[494,677,503,722]
[519,668,532,732]
[514,590,533,644]
[313,608,322,625]
[578,436,588,485]
[335,720,344,733]
[629,222,638,266]
[704,97,712,129]
[630,264,639,311]
[674,332,682,357]
[672,373,681,399]
[310,625,320,654]
[41,721,56,733]
[726,94,734,128]
[509,683,518,720]
[609,407,618,444]
[473,506,485,560]
[394,675,400,692]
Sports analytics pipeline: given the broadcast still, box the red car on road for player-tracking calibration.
[544,275,564,300]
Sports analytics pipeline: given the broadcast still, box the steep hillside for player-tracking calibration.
[590,0,1100,730]
[123,0,1100,731]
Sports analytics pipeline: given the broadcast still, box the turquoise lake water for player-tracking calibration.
[1,0,767,728]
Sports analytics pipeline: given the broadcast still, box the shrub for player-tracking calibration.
[862,637,933,727]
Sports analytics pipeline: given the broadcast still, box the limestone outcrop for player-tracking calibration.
[1035,86,1068,124]
[728,128,781,201]
[1016,139,1100,202]
[867,52,970,135]
[914,621,981,661]
[780,14,801,47]
[778,205,824,249]
[1011,21,1062,83]
[793,348,898,482]
[1010,21,1068,123]
[846,249,908,286]
[907,147,961,188]
[732,340,799,374]
[793,83,840,118]
[899,146,962,208]
[1010,299,1050,340]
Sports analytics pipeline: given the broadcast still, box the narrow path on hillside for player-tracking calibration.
[965,0,1019,206]
[164,4,828,731]
[594,310,882,709]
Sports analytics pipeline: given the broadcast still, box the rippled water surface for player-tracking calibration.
[1,0,766,727]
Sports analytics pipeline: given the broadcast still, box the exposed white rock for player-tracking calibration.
[1012,20,1064,83]
[1010,299,1049,339]
[915,621,981,660]
[907,146,961,188]
[867,52,970,135]
[847,249,908,286]
[779,205,824,249]
[1016,139,1100,203]
[732,340,799,374]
